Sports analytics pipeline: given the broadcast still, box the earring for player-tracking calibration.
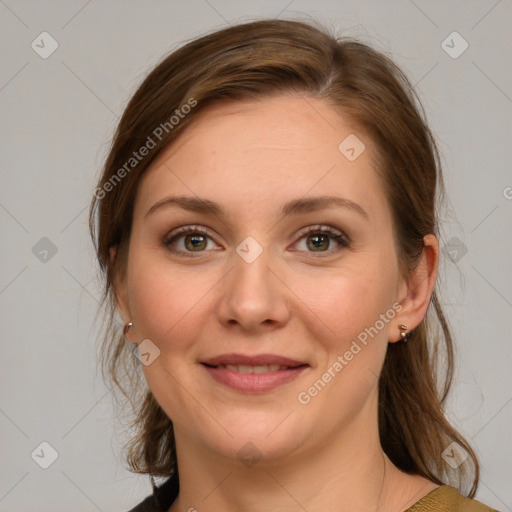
[399,324,409,342]
[123,322,133,336]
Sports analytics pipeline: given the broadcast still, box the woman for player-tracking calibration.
[89,19,498,512]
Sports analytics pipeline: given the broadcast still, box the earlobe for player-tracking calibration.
[391,234,439,343]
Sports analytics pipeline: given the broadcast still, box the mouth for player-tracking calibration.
[200,353,309,393]
[205,363,300,373]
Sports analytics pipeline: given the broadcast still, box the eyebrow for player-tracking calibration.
[144,194,369,221]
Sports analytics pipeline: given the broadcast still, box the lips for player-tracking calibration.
[214,363,289,373]
[200,353,309,393]
[201,353,306,368]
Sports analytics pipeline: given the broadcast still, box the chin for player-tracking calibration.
[204,412,310,466]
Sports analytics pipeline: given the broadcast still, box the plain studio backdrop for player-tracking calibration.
[0,1,510,511]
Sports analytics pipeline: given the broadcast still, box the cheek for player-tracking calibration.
[288,258,396,351]
[292,268,395,418]
[126,257,220,427]
[127,256,216,351]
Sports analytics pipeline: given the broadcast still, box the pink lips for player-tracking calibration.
[202,353,306,367]
[201,353,309,393]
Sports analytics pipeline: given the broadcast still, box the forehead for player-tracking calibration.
[152,94,375,164]
[134,94,387,223]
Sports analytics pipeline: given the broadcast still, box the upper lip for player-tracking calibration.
[201,353,308,367]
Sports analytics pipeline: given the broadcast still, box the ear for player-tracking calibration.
[110,245,135,343]
[390,234,439,343]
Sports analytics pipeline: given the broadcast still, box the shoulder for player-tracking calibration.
[405,485,501,512]
[126,474,179,512]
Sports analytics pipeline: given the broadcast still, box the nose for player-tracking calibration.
[215,247,291,333]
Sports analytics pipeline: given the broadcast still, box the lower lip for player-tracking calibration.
[201,364,308,393]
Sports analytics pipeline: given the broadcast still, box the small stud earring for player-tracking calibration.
[123,322,133,336]
[399,324,409,342]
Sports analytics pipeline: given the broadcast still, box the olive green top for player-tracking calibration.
[127,476,501,511]
[404,485,500,512]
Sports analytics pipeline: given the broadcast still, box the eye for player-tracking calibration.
[163,226,221,256]
[292,225,350,255]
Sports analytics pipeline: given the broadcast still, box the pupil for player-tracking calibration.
[308,234,329,251]
[186,234,206,251]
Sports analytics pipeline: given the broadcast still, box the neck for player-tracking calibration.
[169,400,420,512]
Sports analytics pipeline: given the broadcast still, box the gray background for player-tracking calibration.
[1,1,511,510]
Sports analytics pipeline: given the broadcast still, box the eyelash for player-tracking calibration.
[162,224,351,258]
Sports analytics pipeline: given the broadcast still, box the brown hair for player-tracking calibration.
[89,18,479,496]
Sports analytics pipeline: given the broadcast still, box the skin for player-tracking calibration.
[114,94,440,512]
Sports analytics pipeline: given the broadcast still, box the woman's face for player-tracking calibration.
[117,94,411,465]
